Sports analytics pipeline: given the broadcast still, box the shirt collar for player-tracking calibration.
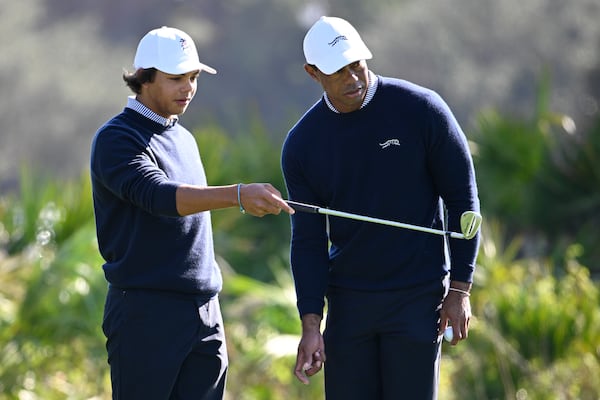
[323,70,378,114]
[126,96,178,127]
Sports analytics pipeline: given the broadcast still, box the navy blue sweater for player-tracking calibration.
[90,107,222,296]
[281,76,480,317]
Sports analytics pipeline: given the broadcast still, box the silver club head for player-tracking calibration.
[460,211,482,240]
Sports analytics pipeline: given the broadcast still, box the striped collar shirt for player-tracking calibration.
[126,96,178,127]
[323,70,378,114]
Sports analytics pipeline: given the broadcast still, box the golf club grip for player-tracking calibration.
[286,200,321,214]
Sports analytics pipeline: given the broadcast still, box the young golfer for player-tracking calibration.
[91,26,293,399]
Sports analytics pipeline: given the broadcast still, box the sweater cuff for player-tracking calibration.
[153,181,181,217]
[297,298,325,319]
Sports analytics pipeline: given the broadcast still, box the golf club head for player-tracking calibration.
[460,211,482,240]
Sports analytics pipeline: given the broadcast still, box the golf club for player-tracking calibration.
[286,200,482,240]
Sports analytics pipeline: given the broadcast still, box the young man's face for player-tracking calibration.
[305,60,369,113]
[138,70,200,119]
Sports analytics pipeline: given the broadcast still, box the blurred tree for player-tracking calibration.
[193,119,292,281]
[472,74,600,271]
[0,0,131,188]
[443,222,600,400]
[2,0,600,189]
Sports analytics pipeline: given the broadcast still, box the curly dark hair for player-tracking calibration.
[122,68,157,94]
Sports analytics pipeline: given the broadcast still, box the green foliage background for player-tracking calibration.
[1,0,599,398]
[1,88,600,399]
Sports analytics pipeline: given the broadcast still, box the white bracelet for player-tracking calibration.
[237,183,246,214]
[448,287,470,296]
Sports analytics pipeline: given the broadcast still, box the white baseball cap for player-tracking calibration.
[133,26,217,75]
[303,16,372,75]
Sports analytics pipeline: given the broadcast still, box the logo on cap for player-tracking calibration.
[328,35,348,47]
[180,38,191,53]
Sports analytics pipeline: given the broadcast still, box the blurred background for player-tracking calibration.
[1,0,599,399]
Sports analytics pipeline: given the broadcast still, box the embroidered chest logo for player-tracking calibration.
[328,35,348,47]
[379,139,401,149]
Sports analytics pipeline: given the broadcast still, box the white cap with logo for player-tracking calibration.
[303,16,372,75]
[134,26,217,75]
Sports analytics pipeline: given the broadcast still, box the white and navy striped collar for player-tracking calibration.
[126,96,178,127]
[323,70,378,114]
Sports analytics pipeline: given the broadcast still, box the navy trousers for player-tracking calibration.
[323,279,444,400]
[102,287,228,400]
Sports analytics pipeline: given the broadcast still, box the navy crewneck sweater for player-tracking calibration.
[281,76,480,317]
[91,107,222,296]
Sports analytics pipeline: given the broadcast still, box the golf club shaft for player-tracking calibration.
[286,200,466,239]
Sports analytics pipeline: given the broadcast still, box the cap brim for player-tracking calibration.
[316,48,372,75]
[150,60,217,75]
[199,62,217,75]
[171,60,217,75]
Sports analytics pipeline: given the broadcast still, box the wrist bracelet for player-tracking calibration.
[237,183,246,214]
[448,287,470,296]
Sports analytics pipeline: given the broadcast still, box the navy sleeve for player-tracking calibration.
[282,127,330,318]
[91,124,180,217]
[425,92,480,283]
